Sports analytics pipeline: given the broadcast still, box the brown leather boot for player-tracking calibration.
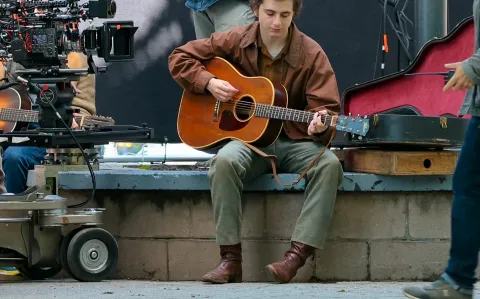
[202,243,242,284]
[266,241,315,283]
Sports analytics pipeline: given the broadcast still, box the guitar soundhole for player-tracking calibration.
[235,96,254,121]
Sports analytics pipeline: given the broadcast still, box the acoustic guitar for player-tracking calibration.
[0,86,114,132]
[177,57,370,151]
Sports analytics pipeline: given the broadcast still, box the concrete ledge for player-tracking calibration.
[57,169,453,192]
[59,189,455,282]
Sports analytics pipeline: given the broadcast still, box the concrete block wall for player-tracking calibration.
[60,190,452,282]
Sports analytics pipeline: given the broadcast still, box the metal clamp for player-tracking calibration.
[373,114,379,127]
[440,117,447,129]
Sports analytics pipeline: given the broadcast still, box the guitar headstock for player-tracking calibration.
[91,115,116,125]
[79,115,116,127]
[335,114,370,137]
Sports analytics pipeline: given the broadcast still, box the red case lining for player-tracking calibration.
[342,17,474,119]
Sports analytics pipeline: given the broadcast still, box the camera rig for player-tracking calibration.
[0,0,138,130]
[0,1,150,281]
[0,0,135,70]
[0,0,150,205]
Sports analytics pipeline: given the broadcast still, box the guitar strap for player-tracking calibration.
[240,128,337,187]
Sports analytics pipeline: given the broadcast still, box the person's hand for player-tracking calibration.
[72,113,80,129]
[70,81,82,94]
[443,62,474,92]
[206,78,239,102]
[308,110,329,136]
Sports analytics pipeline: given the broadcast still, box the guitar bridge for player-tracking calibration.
[213,100,220,122]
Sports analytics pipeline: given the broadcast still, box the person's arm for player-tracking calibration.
[168,29,239,94]
[0,63,5,81]
[305,50,341,145]
[67,52,96,117]
[67,51,83,96]
[462,49,480,85]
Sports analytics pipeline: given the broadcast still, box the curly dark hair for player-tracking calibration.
[249,0,303,18]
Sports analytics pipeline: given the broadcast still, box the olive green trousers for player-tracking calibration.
[207,136,343,249]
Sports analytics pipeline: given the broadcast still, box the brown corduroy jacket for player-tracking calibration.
[168,21,341,146]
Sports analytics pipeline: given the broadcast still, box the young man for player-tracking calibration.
[402,1,480,298]
[2,52,96,194]
[169,0,343,284]
[185,0,256,39]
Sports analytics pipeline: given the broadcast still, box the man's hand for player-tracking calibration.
[72,113,80,129]
[443,62,474,92]
[70,81,82,94]
[308,110,329,136]
[206,78,238,102]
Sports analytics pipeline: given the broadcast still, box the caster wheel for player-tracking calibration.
[66,227,118,282]
[18,266,62,280]
[59,227,84,278]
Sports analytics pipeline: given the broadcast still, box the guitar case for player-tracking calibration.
[332,16,474,149]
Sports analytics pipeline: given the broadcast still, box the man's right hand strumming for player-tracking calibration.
[206,78,239,102]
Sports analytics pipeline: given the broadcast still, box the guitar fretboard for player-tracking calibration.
[254,103,334,125]
[0,108,39,123]
[0,108,112,127]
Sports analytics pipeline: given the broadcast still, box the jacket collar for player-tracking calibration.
[240,21,302,67]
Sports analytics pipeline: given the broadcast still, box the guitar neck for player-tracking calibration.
[0,108,109,126]
[0,108,40,123]
[254,103,334,125]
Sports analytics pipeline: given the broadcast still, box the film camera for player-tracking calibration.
[2,0,136,70]
[0,0,138,129]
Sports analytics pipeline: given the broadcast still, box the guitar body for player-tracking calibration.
[0,87,31,133]
[177,57,288,151]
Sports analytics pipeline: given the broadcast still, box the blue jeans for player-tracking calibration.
[2,146,47,194]
[444,116,480,291]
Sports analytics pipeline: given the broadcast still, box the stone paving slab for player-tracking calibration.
[0,280,478,299]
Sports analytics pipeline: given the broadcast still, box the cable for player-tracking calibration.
[404,70,455,84]
[404,71,451,76]
[377,0,400,8]
[30,82,96,209]
[0,81,19,90]
[373,11,384,79]
[373,0,413,79]
[382,0,387,76]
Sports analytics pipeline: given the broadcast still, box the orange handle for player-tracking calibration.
[383,34,389,53]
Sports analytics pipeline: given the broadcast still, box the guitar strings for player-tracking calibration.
[0,108,112,125]
[0,108,111,119]
[226,104,333,123]
[220,100,335,124]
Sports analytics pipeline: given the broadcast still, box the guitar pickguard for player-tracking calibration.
[219,110,248,131]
